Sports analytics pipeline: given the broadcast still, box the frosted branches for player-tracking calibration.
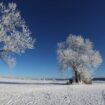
[0,2,35,68]
[57,34,102,83]
[0,51,15,68]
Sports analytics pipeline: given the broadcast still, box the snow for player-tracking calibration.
[0,77,105,105]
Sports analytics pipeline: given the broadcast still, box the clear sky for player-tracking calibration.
[0,0,105,78]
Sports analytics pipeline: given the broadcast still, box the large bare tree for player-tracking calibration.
[57,34,102,84]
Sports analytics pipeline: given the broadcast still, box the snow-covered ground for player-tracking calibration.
[0,77,105,105]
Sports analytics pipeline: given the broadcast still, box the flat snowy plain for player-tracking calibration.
[0,77,105,105]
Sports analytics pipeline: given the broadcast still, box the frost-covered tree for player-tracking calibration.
[0,2,34,68]
[57,34,102,84]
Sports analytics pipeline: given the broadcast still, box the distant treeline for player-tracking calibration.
[92,78,105,81]
[40,78,105,81]
[1,76,105,81]
[16,77,105,81]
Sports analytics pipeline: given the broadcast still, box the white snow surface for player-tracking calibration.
[0,77,105,105]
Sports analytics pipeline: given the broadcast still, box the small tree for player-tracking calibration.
[0,2,34,68]
[57,34,102,84]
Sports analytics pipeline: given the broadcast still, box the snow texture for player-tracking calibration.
[0,77,105,105]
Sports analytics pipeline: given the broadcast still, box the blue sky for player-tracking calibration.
[0,0,105,78]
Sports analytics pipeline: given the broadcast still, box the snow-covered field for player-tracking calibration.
[0,77,105,105]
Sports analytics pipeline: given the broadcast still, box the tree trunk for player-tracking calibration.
[72,66,80,83]
[74,70,79,83]
[78,73,81,82]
